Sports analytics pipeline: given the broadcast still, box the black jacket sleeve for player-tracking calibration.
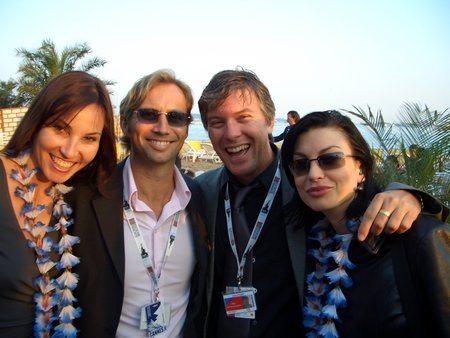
[392,215,450,337]
[273,126,290,142]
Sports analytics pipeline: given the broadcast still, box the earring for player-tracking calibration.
[355,168,364,192]
[355,182,364,192]
[355,174,365,192]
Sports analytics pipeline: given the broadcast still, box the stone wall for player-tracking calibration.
[0,107,28,146]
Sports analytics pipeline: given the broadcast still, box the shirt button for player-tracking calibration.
[252,257,256,263]
[252,320,258,326]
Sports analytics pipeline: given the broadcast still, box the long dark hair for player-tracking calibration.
[4,71,117,188]
[281,110,381,219]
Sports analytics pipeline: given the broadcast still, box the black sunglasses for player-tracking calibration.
[289,152,356,176]
[134,108,191,127]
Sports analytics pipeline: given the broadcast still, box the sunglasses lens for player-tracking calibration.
[290,159,309,175]
[136,109,159,123]
[318,153,345,169]
[167,112,190,127]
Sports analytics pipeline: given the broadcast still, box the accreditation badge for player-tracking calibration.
[139,302,171,337]
[223,286,257,319]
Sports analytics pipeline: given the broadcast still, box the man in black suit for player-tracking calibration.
[70,70,208,337]
[196,69,443,338]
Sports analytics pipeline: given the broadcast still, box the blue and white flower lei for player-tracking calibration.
[303,218,358,338]
[10,150,81,338]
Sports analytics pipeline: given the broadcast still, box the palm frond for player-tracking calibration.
[345,104,449,206]
[13,39,115,104]
[344,106,399,153]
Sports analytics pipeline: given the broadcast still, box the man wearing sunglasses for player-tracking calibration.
[71,70,208,337]
[196,68,447,337]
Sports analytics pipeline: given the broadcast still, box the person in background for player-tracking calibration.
[273,110,300,142]
[0,71,117,337]
[196,68,446,338]
[281,110,449,337]
[70,69,209,337]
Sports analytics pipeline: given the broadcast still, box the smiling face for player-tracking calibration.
[292,127,364,223]
[206,89,275,184]
[124,83,188,169]
[31,103,105,184]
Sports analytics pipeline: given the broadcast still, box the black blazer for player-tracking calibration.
[390,214,450,337]
[69,161,209,337]
[195,163,306,335]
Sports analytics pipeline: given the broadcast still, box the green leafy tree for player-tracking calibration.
[15,38,114,104]
[0,80,20,107]
[346,103,449,207]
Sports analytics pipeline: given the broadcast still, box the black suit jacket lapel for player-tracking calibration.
[92,162,126,285]
[281,167,306,309]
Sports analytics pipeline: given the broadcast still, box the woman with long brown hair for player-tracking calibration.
[0,71,116,337]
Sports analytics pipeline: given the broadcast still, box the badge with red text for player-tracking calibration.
[223,287,257,318]
[225,286,257,318]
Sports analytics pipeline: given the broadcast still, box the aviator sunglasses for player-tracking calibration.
[134,108,191,127]
[289,152,357,176]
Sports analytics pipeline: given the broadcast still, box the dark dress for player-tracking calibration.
[0,160,62,337]
[0,160,36,337]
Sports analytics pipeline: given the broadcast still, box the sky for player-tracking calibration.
[1,0,449,122]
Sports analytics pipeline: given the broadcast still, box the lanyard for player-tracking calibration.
[123,200,180,300]
[224,164,281,287]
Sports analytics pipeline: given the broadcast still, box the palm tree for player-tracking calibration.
[15,39,114,104]
[0,79,26,107]
[346,103,449,207]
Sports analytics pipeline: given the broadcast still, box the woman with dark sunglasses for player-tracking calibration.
[281,110,449,337]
